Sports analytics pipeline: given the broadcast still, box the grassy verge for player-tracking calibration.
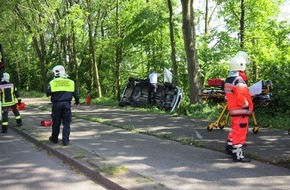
[22,91,289,131]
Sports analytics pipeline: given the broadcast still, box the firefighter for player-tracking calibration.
[224,56,253,162]
[46,65,79,146]
[0,72,22,133]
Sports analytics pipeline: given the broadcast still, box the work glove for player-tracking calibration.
[18,99,22,106]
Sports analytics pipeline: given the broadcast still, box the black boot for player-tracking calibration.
[232,144,251,162]
[1,126,8,133]
[17,119,22,127]
[225,140,233,156]
[49,136,58,144]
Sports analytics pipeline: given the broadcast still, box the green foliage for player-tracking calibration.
[176,98,223,121]
[92,97,119,106]
[20,90,47,98]
[1,0,290,132]
[254,107,290,130]
[258,62,290,114]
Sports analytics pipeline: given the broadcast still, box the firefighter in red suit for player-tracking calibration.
[224,55,253,162]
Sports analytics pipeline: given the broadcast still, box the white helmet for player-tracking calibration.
[229,56,247,71]
[1,72,10,82]
[52,65,68,78]
[236,51,249,65]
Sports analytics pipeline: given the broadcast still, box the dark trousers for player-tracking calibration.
[1,105,22,132]
[148,83,158,104]
[51,102,72,144]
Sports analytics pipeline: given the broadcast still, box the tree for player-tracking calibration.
[115,0,122,100]
[167,0,179,84]
[181,0,200,104]
[13,2,50,91]
[86,0,102,98]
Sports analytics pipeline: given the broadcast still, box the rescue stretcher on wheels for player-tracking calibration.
[206,103,260,133]
[201,78,273,134]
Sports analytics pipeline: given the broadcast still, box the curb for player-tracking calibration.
[11,112,171,190]
[11,126,127,190]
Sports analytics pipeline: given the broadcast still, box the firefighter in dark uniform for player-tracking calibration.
[0,72,22,133]
[46,65,79,146]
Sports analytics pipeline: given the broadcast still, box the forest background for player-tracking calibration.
[0,0,290,129]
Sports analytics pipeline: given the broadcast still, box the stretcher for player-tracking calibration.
[206,103,260,133]
[201,79,273,134]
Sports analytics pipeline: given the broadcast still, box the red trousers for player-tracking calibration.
[227,115,249,145]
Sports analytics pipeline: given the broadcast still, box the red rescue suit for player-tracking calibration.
[224,71,253,146]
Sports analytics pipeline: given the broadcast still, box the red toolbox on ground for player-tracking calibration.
[41,120,52,127]
[17,102,26,110]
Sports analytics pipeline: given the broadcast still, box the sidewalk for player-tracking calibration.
[9,98,290,190]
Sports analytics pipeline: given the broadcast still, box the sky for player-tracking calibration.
[279,0,290,23]
[191,0,290,24]
[190,0,290,34]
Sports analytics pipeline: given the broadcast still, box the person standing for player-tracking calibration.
[224,56,253,162]
[46,65,79,146]
[148,70,161,105]
[0,72,22,133]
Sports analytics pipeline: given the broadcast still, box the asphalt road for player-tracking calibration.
[7,97,290,190]
[0,130,108,190]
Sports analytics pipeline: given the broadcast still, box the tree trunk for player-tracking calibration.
[240,0,245,48]
[87,0,102,98]
[167,0,179,85]
[33,23,47,92]
[14,5,48,91]
[115,0,122,100]
[72,28,79,90]
[205,0,209,35]
[181,0,200,104]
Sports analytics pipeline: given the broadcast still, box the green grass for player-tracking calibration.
[21,90,47,98]
[276,158,290,168]
[177,100,290,131]
[72,150,86,159]
[23,91,290,131]
[91,97,119,106]
[253,109,290,130]
[159,133,175,140]
[100,164,128,175]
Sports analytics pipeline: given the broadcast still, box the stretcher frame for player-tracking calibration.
[202,79,274,135]
[206,103,260,134]
[203,80,273,134]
